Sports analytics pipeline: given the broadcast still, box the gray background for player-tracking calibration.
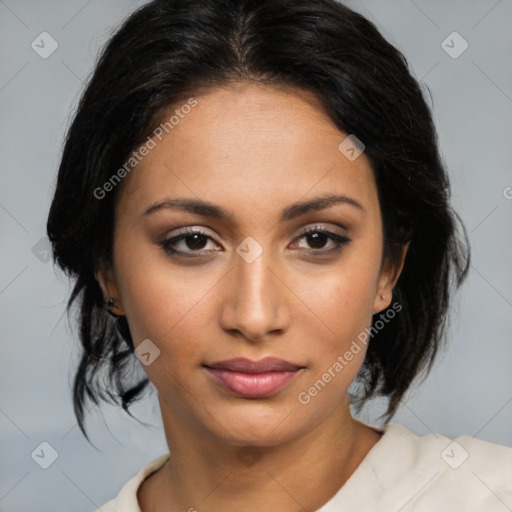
[1,1,511,510]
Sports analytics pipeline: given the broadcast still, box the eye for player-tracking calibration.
[292,225,351,255]
[159,225,351,258]
[159,227,220,257]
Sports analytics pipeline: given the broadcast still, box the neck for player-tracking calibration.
[138,396,382,512]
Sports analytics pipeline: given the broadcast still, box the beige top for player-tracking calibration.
[96,423,512,511]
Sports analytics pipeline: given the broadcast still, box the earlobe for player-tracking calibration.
[94,263,112,301]
[373,292,391,314]
[95,262,125,315]
[373,242,409,314]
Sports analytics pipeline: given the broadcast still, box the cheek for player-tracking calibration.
[111,220,190,325]
[116,262,215,402]
[112,237,224,376]
[291,265,378,413]
[305,257,380,346]
[119,264,212,347]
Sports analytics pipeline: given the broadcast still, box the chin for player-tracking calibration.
[197,400,321,448]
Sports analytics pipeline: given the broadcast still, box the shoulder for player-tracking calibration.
[367,423,512,511]
[386,423,511,472]
[93,454,170,512]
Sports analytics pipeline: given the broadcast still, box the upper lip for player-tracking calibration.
[204,357,303,373]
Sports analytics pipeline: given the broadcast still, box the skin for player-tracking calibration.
[97,82,408,512]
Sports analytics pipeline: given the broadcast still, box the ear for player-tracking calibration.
[373,242,409,314]
[95,261,125,315]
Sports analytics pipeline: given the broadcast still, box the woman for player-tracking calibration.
[46,0,511,510]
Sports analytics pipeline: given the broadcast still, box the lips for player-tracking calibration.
[203,357,304,398]
[204,357,302,373]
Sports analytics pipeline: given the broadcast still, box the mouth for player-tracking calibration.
[203,357,305,398]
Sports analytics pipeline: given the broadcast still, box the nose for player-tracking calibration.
[218,248,290,343]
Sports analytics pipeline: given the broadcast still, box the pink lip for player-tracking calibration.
[204,357,304,398]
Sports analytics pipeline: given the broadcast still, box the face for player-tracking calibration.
[98,83,405,447]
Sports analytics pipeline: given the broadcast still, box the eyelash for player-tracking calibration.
[159,226,351,258]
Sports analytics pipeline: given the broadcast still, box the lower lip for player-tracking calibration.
[205,368,301,398]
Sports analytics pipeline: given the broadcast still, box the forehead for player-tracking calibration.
[117,83,378,221]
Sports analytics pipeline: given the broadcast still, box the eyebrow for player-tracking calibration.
[143,193,364,223]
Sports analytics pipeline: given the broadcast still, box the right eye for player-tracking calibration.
[159,227,221,257]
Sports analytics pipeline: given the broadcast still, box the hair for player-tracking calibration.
[47,0,470,441]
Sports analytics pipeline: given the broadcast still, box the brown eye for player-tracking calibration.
[159,228,219,256]
[304,231,330,249]
[183,233,209,250]
[294,227,351,255]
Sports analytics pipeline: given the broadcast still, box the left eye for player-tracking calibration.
[159,227,350,257]
[292,227,351,254]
